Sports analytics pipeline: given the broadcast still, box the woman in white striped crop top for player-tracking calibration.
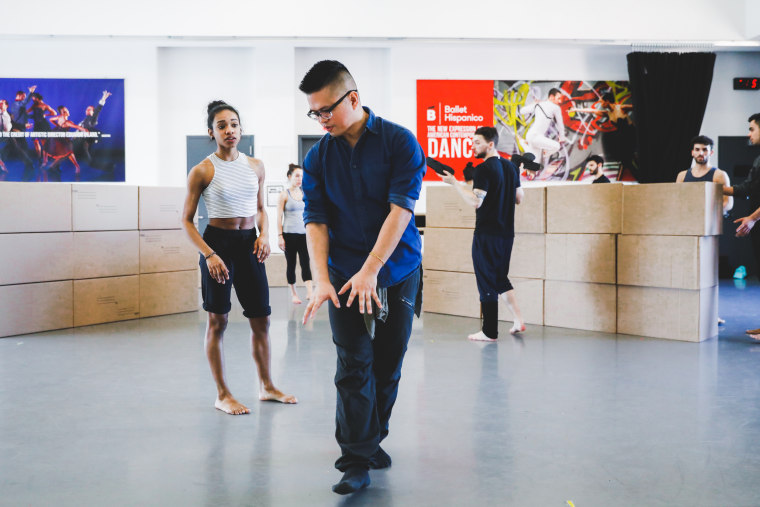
[181,100,297,415]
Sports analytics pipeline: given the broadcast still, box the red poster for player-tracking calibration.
[417,80,494,181]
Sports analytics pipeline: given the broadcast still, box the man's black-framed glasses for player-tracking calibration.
[306,89,357,121]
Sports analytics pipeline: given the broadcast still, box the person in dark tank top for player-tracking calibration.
[676,134,732,327]
[676,135,732,213]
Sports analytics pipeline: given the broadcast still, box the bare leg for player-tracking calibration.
[206,312,249,415]
[289,284,302,304]
[68,153,80,174]
[249,316,297,404]
[499,290,525,334]
[305,280,313,300]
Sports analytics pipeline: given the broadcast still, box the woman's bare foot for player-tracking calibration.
[510,323,526,335]
[260,388,298,404]
[215,396,250,415]
[468,330,497,342]
[291,295,302,304]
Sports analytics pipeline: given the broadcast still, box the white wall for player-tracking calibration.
[2,0,750,41]
[157,47,256,187]
[1,37,758,223]
[701,52,760,164]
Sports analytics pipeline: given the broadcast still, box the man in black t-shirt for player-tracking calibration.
[585,154,610,183]
[439,126,525,341]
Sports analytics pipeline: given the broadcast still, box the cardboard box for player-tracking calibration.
[617,285,718,342]
[515,186,546,233]
[72,184,138,231]
[0,233,73,285]
[423,228,474,272]
[265,253,288,287]
[0,182,72,233]
[138,186,186,230]
[425,185,476,229]
[139,230,198,274]
[617,235,717,290]
[545,234,616,284]
[546,183,622,234]
[0,281,73,337]
[622,182,722,236]
[422,270,543,325]
[140,270,199,317]
[422,228,545,279]
[74,231,139,279]
[544,280,616,333]
[508,233,546,280]
[73,276,140,327]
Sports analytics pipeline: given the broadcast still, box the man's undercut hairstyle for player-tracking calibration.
[749,113,760,125]
[587,154,604,166]
[691,135,714,150]
[299,60,354,94]
[601,92,615,103]
[475,126,498,146]
[548,88,561,98]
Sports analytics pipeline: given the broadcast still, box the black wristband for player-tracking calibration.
[204,251,217,260]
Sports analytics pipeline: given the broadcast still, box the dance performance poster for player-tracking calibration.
[0,78,125,182]
[417,80,494,182]
[417,79,638,183]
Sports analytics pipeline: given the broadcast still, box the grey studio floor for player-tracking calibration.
[3,280,760,507]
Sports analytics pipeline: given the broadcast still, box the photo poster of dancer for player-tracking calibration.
[0,78,125,182]
[417,79,638,183]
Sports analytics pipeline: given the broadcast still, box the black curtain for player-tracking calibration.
[626,52,716,183]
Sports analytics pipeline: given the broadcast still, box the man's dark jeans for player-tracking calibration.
[328,265,421,471]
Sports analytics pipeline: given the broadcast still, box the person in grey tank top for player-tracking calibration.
[181,100,297,415]
[277,163,313,304]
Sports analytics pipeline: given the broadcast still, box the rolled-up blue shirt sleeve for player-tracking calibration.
[388,128,426,212]
[302,145,329,225]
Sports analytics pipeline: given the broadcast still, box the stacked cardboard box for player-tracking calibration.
[422,185,546,326]
[544,184,622,333]
[422,181,722,343]
[617,182,722,342]
[138,186,199,318]
[0,184,200,338]
[0,183,74,337]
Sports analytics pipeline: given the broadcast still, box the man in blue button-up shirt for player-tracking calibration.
[299,60,425,495]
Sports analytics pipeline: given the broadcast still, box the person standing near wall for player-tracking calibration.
[299,60,425,495]
[439,126,526,341]
[676,135,732,212]
[722,114,760,337]
[181,100,296,416]
[276,163,313,304]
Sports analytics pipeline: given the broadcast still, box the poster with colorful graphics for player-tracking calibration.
[417,80,494,181]
[417,79,637,183]
[0,78,125,182]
